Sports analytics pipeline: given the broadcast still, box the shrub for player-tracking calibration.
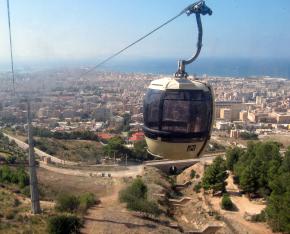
[17,168,30,188]
[190,169,196,179]
[6,155,17,164]
[5,209,16,220]
[221,194,234,211]
[21,186,30,197]
[119,178,147,203]
[239,132,258,140]
[0,165,12,182]
[13,198,21,207]
[79,193,97,212]
[127,198,161,217]
[194,182,202,193]
[47,215,82,234]
[251,210,266,222]
[55,194,80,213]
[0,166,29,188]
[119,178,161,218]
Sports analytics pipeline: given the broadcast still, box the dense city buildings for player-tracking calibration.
[0,69,289,139]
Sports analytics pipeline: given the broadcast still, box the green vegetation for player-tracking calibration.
[55,193,97,214]
[251,210,266,222]
[225,147,244,171]
[133,140,149,161]
[0,165,29,189]
[221,194,234,211]
[190,169,196,179]
[266,150,290,233]
[206,142,226,152]
[232,141,281,197]
[33,137,102,162]
[194,182,202,193]
[103,137,150,161]
[202,156,228,193]
[47,215,82,234]
[119,178,161,217]
[0,189,47,233]
[225,142,290,233]
[239,132,258,140]
[55,194,80,213]
[0,131,27,164]
[79,193,98,212]
[50,192,97,233]
[32,127,99,141]
[103,137,130,157]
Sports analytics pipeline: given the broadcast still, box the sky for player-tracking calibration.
[0,0,290,65]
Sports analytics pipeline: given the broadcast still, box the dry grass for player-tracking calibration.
[37,167,114,200]
[34,137,103,162]
[0,188,48,234]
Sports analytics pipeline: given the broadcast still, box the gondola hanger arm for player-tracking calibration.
[175,1,212,79]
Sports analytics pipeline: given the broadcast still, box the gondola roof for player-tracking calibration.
[149,77,209,91]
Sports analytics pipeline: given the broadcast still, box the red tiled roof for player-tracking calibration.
[98,133,113,140]
[129,132,144,142]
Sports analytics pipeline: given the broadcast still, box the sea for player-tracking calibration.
[0,58,289,79]
[105,58,290,79]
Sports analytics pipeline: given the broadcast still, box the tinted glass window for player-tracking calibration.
[161,90,212,133]
[143,89,163,129]
[162,100,190,132]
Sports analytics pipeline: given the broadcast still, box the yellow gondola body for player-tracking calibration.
[143,77,215,160]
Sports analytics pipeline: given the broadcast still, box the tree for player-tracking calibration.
[103,137,132,158]
[122,112,131,132]
[225,147,243,171]
[266,172,290,233]
[239,162,259,194]
[221,194,234,210]
[202,156,228,193]
[266,149,290,233]
[133,140,148,160]
[233,142,282,197]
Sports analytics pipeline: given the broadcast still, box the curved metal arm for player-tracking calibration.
[175,1,212,78]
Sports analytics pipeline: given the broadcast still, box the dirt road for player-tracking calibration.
[208,174,273,234]
[5,132,144,178]
[82,182,180,234]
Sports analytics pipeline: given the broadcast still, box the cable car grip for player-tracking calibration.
[175,1,212,79]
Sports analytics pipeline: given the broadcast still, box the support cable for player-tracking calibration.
[6,0,16,94]
[79,1,211,78]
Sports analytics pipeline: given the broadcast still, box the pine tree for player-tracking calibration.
[202,156,228,193]
[225,147,243,171]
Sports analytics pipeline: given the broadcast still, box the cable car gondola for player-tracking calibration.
[143,1,214,160]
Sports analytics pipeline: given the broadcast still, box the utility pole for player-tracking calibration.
[27,99,41,214]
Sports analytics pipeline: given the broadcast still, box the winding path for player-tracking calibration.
[3,132,144,178]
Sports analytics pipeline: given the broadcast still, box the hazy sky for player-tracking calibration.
[0,0,290,63]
